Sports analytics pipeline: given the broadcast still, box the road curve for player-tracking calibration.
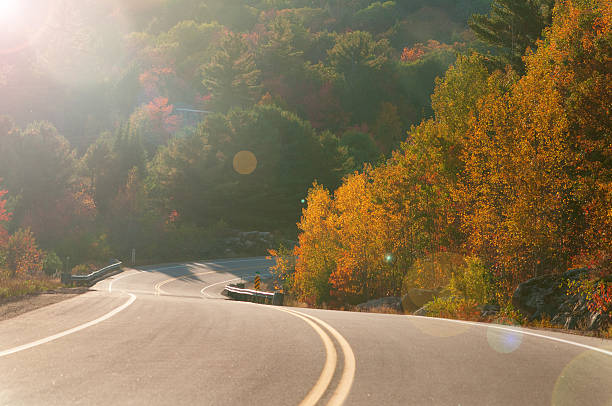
[0,257,610,405]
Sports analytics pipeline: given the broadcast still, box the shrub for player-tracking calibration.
[268,243,295,292]
[424,296,481,321]
[42,251,63,276]
[3,228,44,277]
[566,276,612,319]
[0,269,61,298]
[71,264,95,275]
[448,256,492,304]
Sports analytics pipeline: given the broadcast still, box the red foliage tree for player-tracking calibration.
[5,228,43,277]
[146,97,181,134]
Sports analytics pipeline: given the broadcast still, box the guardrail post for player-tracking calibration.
[61,272,71,286]
[273,292,284,306]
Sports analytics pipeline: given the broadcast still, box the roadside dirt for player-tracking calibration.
[0,288,89,322]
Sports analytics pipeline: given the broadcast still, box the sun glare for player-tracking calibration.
[0,0,21,24]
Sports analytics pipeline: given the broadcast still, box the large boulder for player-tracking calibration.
[355,297,402,313]
[512,268,606,330]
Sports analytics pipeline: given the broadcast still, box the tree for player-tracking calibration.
[294,183,338,305]
[373,102,403,153]
[202,32,261,112]
[0,122,96,248]
[148,104,346,230]
[82,125,146,216]
[458,0,611,286]
[4,228,43,277]
[327,31,392,122]
[339,130,381,171]
[469,0,554,72]
[353,1,398,33]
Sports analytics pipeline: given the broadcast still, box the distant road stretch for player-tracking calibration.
[1,257,610,405]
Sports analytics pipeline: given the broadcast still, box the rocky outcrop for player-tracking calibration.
[221,231,275,256]
[355,297,402,312]
[512,268,607,331]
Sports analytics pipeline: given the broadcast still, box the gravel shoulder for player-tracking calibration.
[0,288,89,322]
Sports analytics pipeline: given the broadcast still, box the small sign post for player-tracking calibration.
[254,271,261,291]
[131,248,136,266]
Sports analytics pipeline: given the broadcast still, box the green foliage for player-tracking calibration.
[71,264,94,276]
[339,130,381,171]
[202,32,262,112]
[469,0,554,72]
[149,104,346,230]
[42,252,63,277]
[353,1,397,33]
[424,296,481,320]
[449,257,492,304]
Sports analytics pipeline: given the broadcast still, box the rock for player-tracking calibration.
[512,268,589,321]
[564,316,576,330]
[413,306,428,316]
[355,297,402,312]
[588,312,602,331]
[401,288,437,312]
[511,268,610,331]
[481,304,500,317]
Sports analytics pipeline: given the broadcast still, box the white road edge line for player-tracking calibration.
[200,274,258,297]
[108,270,142,292]
[273,307,338,406]
[287,309,356,406]
[0,293,137,358]
[409,315,612,357]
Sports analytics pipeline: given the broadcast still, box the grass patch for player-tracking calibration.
[0,270,62,299]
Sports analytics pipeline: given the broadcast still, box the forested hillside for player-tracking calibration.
[275,0,610,328]
[1,0,490,270]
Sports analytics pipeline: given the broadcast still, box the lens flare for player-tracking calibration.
[233,150,257,175]
[552,347,612,405]
[486,326,523,353]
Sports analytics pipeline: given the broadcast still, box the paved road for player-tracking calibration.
[1,257,610,405]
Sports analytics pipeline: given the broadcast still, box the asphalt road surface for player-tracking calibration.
[1,257,610,405]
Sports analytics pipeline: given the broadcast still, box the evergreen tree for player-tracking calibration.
[202,33,261,113]
[469,0,554,72]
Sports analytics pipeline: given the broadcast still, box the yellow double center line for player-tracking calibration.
[273,307,356,406]
[156,265,356,405]
[154,265,270,296]
[154,271,216,296]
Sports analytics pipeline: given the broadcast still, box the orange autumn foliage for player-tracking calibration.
[289,0,611,307]
[4,228,43,277]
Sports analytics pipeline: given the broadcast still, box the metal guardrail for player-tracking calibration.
[224,285,284,305]
[61,260,123,286]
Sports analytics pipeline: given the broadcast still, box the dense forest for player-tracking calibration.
[1,0,491,266]
[0,0,609,325]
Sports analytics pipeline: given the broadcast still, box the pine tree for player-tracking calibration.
[202,33,261,113]
[469,0,554,72]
